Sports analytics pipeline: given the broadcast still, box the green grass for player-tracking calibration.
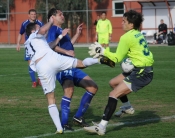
[0,46,175,138]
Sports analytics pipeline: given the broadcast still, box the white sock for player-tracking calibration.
[123,101,131,107]
[48,104,63,131]
[99,119,108,129]
[82,58,99,67]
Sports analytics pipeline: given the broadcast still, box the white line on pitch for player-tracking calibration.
[23,115,175,138]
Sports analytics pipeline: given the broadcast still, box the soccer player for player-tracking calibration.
[47,8,98,131]
[96,11,112,51]
[16,9,43,88]
[84,10,154,135]
[25,16,114,134]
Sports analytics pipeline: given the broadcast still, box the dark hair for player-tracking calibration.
[123,10,144,30]
[101,11,106,15]
[25,22,37,37]
[28,9,37,14]
[48,8,61,21]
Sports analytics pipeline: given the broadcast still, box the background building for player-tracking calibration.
[0,0,174,44]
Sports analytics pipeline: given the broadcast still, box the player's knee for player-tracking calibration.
[86,84,98,94]
[109,79,117,88]
[46,92,56,105]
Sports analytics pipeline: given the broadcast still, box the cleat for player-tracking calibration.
[32,82,37,88]
[55,130,63,134]
[84,122,106,135]
[114,106,135,117]
[37,78,42,86]
[63,124,74,132]
[73,116,89,127]
[99,56,115,68]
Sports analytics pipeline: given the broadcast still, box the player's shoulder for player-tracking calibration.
[22,19,29,26]
[36,20,43,26]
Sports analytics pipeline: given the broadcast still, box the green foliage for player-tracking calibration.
[35,0,91,34]
[0,0,15,9]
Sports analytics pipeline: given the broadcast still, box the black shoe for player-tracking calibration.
[72,116,89,127]
[99,56,115,68]
[63,124,74,132]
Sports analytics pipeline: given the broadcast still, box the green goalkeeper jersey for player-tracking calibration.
[96,19,112,34]
[104,29,154,67]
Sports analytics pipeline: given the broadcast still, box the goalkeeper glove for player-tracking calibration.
[88,42,105,58]
[99,56,115,68]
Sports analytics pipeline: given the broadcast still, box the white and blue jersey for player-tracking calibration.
[19,19,43,61]
[47,25,87,86]
[20,19,43,40]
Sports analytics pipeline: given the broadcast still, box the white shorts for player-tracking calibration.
[35,51,77,94]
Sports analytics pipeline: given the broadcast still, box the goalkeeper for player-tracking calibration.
[96,11,112,51]
[84,10,154,135]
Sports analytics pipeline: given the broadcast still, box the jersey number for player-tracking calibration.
[139,38,150,56]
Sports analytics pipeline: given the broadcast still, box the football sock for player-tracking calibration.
[75,91,94,118]
[102,97,118,121]
[82,58,99,67]
[99,120,108,129]
[48,104,63,131]
[120,95,128,103]
[120,95,131,107]
[61,96,71,126]
[29,66,36,82]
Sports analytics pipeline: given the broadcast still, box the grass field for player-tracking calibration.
[0,46,175,138]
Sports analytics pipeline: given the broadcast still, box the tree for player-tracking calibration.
[0,0,15,19]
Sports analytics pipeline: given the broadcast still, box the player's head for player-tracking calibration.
[28,9,37,21]
[122,10,144,32]
[25,22,38,37]
[48,8,64,25]
[160,19,164,24]
[101,11,106,20]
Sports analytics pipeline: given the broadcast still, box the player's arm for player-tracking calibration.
[71,23,83,44]
[16,34,22,51]
[37,17,53,35]
[89,37,129,63]
[108,20,112,39]
[49,35,63,49]
[103,37,129,63]
[16,23,25,52]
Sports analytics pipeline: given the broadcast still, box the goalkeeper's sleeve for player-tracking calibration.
[103,38,129,63]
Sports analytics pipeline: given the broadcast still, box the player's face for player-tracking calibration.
[101,13,106,20]
[54,10,65,25]
[28,12,37,21]
[122,17,133,32]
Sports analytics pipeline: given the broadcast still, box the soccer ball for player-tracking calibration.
[121,58,134,73]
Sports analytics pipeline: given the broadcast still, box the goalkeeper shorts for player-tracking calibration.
[98,33,109,44]
[123,66,153,92]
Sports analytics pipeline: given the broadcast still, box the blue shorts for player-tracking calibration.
[56,68,87,86]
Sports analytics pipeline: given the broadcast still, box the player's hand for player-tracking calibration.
[88,42,104,58]
[109,36,112,41]
[49,16,54,24]
[76,23,83,35]
[16,44,20,52]
[95,35,98,41]
[62,28,69,37]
